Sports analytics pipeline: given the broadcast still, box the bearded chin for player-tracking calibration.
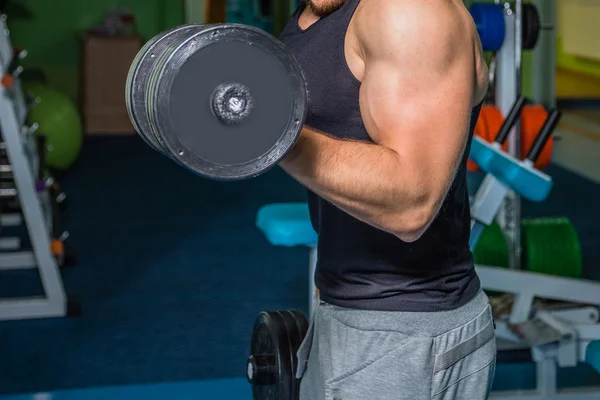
[305,0,346,17]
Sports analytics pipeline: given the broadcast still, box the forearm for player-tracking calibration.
[280,128,430,238]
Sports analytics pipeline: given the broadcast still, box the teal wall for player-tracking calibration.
[8,0,185,102]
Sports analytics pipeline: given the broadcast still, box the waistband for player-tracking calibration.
[319,289,491,337]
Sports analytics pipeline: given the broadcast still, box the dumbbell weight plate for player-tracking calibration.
[279,311,306,400]
[142,24,307,181]
[470,3,506,52]
[289,310,309,345]
[522,4,540,51]
[248,311,304,400]
[126,24,203,153]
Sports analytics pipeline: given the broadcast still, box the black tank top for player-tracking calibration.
[279,0,481,312]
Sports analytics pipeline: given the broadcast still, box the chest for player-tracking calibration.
[279,23,368,140]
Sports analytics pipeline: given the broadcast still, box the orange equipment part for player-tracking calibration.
[1,74,14,88]
[50,239,64,257]
[521,105,553,169]
[467,104,553,171]
[467,105,505,172]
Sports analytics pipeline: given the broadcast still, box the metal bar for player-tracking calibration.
[538,358,558,397]
[0,237,20,250]
[0,251,36,270]
[0,213,22,226]
[0,187,17,197]
[531,0,557,108]
[0,15,12,70]
[476,265,600,307]
[0,297,65,321]
[512,0,523,271]
[495,8,520,269]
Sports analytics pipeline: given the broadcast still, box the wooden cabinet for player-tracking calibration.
[81,34,141,134]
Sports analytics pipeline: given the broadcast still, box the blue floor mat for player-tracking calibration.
[0,362,599,399]
[0,136,598,395]
[0,378,250,400]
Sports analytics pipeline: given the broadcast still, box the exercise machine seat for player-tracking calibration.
[469,137,552,202]
[256,203,317,247]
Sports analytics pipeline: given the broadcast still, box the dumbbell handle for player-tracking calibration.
[11,65,23,78]
[21,122,38,137]
[494,96,527,145]
[526,109,561,162]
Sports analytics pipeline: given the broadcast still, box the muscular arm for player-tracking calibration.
[280,0,483,241]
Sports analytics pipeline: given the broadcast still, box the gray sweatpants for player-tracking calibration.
[296,290,496,400]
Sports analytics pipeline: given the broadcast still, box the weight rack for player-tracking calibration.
[0,14,74,321]
[472,3,600,398]
[488,0,556,269]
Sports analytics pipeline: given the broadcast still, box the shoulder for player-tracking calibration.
[354,0,473,63]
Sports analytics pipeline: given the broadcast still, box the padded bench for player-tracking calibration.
[256,203,317,247]
[256,202,318,314]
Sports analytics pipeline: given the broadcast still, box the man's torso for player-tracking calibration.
[279,0,483,312]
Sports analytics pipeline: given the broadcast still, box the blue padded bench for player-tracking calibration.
[256,202,318,314]
[256,203,317,247]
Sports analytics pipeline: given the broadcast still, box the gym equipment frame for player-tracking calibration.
[0,14,67,320]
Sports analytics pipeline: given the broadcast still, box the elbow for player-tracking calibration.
[389,203,437,243]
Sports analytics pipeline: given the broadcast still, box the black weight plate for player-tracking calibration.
[289,310,309,340]
[283,310,306,354]
[272,312,295,400]
[126,25,193,151]
[126,24,202,153]
[522,4,540,50]
[289,310,309,400]
[279,311,303,400]
[248,311,295,400]
[152,24,307,181]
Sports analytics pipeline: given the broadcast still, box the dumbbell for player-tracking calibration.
[470,3,549,52]
[246,310,309,400]
[125,24,306,181]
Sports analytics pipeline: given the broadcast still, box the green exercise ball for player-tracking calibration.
[25,83,83,170]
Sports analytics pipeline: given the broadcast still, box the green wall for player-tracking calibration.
[7,0,184,102]
[556,38,600,79]
[13,1,593,103]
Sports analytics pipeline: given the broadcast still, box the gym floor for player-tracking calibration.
[0,106,599,398]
